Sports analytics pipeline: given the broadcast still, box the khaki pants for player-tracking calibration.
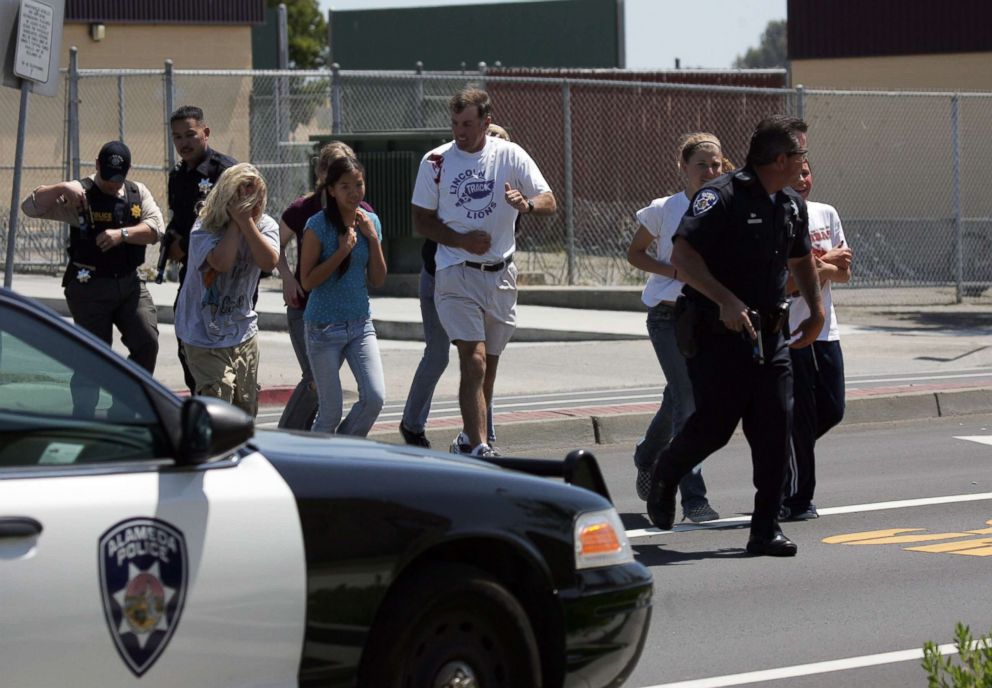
[183,335,260,417]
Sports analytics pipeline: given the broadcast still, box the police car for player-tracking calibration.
[0,287,651,688]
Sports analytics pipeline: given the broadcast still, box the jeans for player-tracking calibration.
[278,305,318,430]
[633,302,710,511]
[784,339,845,510]
[401,269,495,441]
[306,317,385,437]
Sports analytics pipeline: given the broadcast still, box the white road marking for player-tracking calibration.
[626,492,992,540]
[638,642,962,688]
[956,435,992,446]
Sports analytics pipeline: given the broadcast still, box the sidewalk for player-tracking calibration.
[7,273,992,448]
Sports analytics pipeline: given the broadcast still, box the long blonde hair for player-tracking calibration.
[198,163,267,234]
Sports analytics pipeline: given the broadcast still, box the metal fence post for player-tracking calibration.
[67,47,81,259]
[117,74,125,142]
[164,60,175,174]
[331,63,342,134]
[415,61,425,129]
[277,3,290,206]
[951,93,962,303]
[563,80,575,285]
[69,48,80,181]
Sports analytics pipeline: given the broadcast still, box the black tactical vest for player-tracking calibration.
[69,178,146,277]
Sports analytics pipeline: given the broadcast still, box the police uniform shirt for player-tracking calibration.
[675,168,811,312]
[167,148,237,254]
[21,176,165,237]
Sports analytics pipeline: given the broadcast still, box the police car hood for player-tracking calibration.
[249,428,611,508]
[250,428,501,471]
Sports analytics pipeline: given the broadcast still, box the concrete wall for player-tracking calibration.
[791,52,992,92]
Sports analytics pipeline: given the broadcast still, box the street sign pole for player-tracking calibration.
[3,79,30,289]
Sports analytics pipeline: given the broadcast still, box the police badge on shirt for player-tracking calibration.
[99,517,188,677]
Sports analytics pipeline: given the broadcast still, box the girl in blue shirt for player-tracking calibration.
[300,156,387,436]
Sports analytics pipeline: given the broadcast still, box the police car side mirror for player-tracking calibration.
[178,397,254,465]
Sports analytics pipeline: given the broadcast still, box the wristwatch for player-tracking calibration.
[121,227,129,242]
[526,199,535,214]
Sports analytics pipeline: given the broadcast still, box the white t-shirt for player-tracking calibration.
[788,201,846,342]
[411,137,551,271]
[635,192,689,307]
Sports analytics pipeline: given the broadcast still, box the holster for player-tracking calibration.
[674,297,699,359]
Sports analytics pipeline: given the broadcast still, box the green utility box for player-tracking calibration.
[310,131,450,273]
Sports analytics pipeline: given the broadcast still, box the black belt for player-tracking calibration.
[464,255,512,272]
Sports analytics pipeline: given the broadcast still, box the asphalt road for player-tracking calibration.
[524,413,992,688]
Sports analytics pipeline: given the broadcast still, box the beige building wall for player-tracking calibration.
[62,24,254,70]
[792,52,992,222]
[791,52,992,92]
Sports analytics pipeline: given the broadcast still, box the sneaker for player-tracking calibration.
[683,504,720,523]
[449,432,472,455]
[780,503,819,521]
[399,423,431,448]
[635,467,652,501]
[470,443,500,458]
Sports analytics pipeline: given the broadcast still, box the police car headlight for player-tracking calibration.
[573,508,634,570]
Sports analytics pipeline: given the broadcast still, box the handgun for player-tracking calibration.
[744,308,764,364]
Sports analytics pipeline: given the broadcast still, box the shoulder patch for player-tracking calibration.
[692,189,720,216]
[99,517,188,677]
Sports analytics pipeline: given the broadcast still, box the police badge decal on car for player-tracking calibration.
[98,518,188,676]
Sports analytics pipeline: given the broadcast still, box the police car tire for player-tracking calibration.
[358,562,542,688]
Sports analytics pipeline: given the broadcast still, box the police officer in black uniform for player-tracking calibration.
[646,116,825,557]
[165,105,237,393]
[21,141,165,416]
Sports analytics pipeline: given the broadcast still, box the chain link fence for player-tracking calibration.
[2,67,990,303]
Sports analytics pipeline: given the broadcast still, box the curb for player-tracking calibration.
[35,295,646,342]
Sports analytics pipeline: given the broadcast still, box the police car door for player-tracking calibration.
[0,298,306,687]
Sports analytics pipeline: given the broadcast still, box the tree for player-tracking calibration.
[267,0,328,69]
[733,20,787,69]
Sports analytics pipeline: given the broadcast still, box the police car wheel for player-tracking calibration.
[359,563,542,688]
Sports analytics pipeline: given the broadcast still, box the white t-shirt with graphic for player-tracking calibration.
[788,201,846,342]
[635,192,689,307]
[411,137,551,271]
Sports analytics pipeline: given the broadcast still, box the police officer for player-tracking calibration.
[166,105,237,393]
[645,115,825,557]
[21,140,165,416]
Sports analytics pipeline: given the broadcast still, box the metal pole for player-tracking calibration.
[951,94,962,303]
[331,63,342,134]
[278,4,290,208]
[563,81,575,285]
[66,47,80,261]
[117,74,125,141]
[4,81,31,289]
[69,47,80,181]
[164,60,175,172]
[415,61,425,129]
[795,83,806,121]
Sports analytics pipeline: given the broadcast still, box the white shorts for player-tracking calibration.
[434,261,517,356]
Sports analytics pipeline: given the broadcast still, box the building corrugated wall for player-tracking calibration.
[788,0,992,60]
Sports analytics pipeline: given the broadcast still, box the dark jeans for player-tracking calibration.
[655,329,793,538]
[784,340,845,510]
[64,273,158,416]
